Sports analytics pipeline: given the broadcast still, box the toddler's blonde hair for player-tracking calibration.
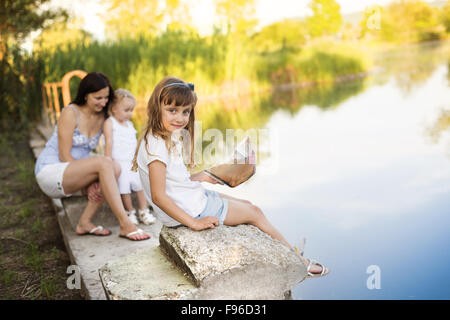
[108,88,136,116]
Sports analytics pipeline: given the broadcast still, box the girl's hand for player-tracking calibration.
[87,182,103,203]
[191,216,220,231]
[191,171,224,185]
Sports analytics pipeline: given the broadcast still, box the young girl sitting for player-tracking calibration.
[104,89,156,225]
[132,76,329,278]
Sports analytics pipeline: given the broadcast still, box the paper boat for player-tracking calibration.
[204,136,256,187]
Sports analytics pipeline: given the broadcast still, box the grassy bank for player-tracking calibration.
[0,127,82,300]
[37,31,373,100]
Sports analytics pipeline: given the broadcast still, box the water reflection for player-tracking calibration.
[374,41,450,94]
[202,42,450,299]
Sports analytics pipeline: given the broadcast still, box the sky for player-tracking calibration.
[51,0,405,41]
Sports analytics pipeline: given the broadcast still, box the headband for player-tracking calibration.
[162,82,195,91]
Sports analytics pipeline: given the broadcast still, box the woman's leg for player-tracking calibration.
[62,156,149,240]
[75,199,109,235]
[223,199,324,274]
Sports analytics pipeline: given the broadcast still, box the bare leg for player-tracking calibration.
[224,199,323,273]
[136,190,148,211]
[75,199,110,235]
[121,194,134,211]
[218,192,252,204]
[62,156,149,240]
[224,199,289,247]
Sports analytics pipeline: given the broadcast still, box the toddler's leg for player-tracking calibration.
[121,194,134,212]
[136,190,148,211]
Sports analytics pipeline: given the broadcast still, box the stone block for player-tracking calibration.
[99,224,307,300]
[159,225,307,299]
[99,246,197,300]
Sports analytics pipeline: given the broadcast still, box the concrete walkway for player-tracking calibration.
[29,119,163,299]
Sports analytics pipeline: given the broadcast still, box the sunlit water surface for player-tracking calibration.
[202,42,450,299]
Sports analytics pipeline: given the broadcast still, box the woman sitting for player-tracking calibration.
[34,72,150,241]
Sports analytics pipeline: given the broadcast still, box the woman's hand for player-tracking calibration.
[86,182,103,203]
[190,216,220,231]
[191,171,224,185]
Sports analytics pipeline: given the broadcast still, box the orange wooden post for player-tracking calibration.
[41,70,87,124]
[61,70,87,107]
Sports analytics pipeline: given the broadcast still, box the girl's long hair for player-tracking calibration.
[131,76,197,171]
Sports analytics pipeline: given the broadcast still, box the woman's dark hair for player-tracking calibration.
[71,72,114,118]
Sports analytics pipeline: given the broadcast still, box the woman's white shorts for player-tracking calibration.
[36,162,73,198]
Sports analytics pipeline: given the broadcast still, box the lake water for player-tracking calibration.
[202,41,450,299]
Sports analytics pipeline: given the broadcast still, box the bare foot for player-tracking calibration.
[119,223,150,241]
[76,223,111,236]
[295,252,329,275]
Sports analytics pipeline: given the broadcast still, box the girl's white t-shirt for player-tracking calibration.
[136,133,207,227]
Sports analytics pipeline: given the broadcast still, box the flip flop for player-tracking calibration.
[119,228,150,241]
[305,259,330,278]
[77,225,111,236]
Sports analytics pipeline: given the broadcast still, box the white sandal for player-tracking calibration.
[126,209,139,225]
[305,259,330,278]
[138,208,156,225]
[119,228,150,241]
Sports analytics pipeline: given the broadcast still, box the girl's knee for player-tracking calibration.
[249,205,264,223]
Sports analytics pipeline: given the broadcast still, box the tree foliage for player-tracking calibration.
[101,0,192,40]
[0,0,67,58]
[306,0,343,37]
[33,18,93,53]
[360,0,447,43]
[214,0,258,36]
[251,19,307,52]
[0,0,67,128]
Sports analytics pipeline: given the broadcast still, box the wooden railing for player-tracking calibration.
[42,70,87,125]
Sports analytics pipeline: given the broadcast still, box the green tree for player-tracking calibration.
[363,0,445,43]
[251,19,307,52]
[33,18,93,53]
[439,1,450,33]
[306,0,343,37]
[0,0,67,59]
[0,0,67,128]
[214,0,258,36]
[102,0,163,39]
[101,0,192,39]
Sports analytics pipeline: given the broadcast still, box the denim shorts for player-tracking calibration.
[196,189,229,225]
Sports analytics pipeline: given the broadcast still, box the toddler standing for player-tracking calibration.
[104,89,156,225]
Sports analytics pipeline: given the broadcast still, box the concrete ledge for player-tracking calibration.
[99,224,307,300]
[56,203,162,299]
[99,246,197,300]
[159,225,307,300]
